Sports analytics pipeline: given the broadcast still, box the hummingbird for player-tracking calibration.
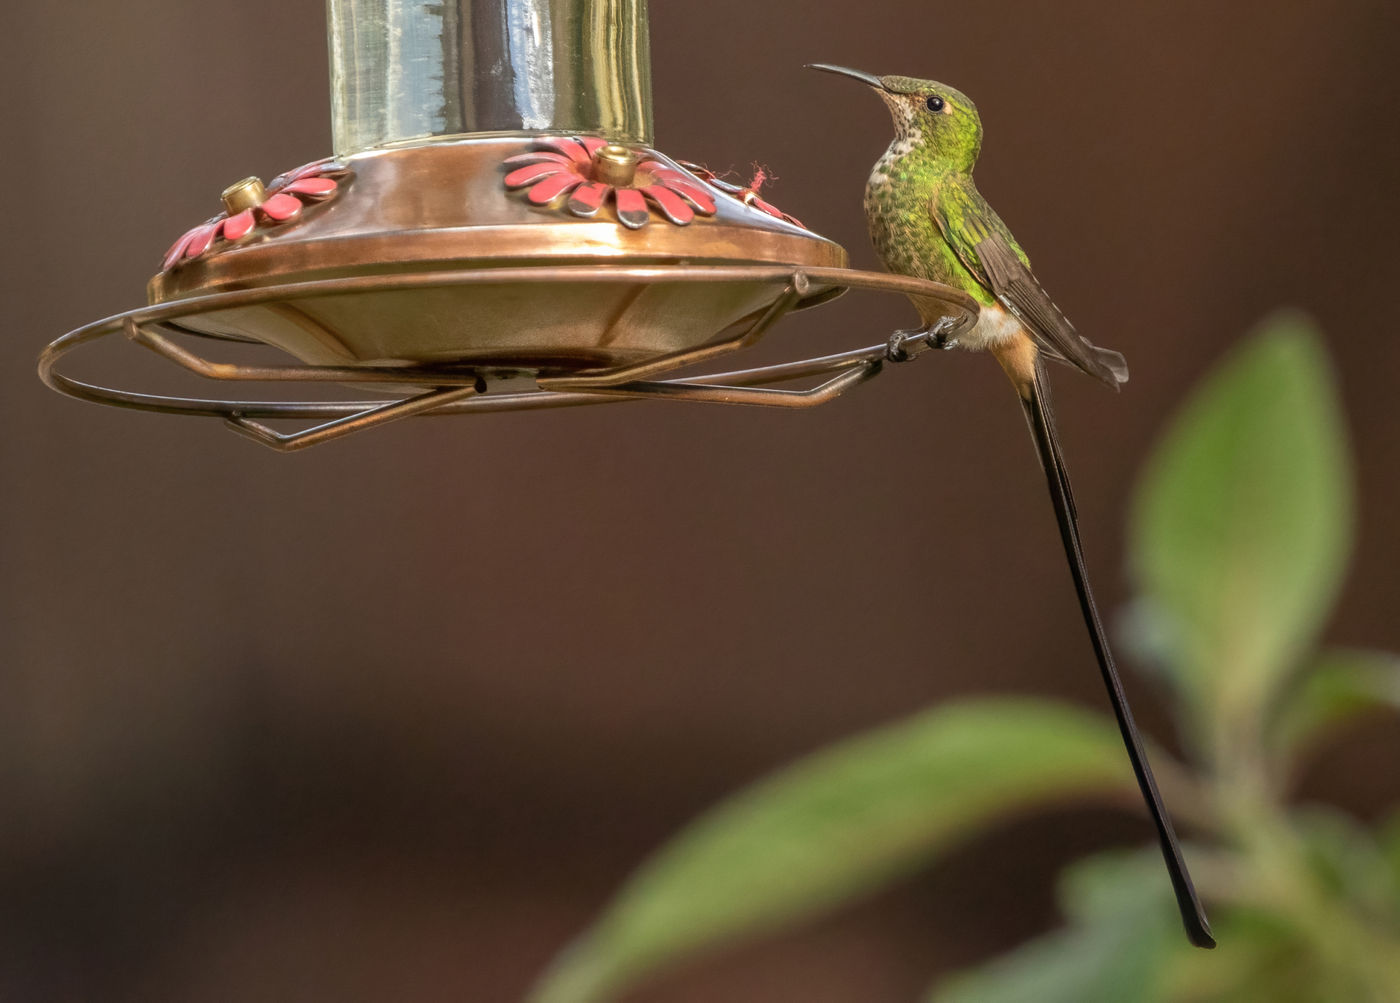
[807,63,1214,949]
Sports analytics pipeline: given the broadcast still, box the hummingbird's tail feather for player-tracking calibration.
[1033,343,1128,388]
[1092,345,1130,385]
[1020,362,1215,949]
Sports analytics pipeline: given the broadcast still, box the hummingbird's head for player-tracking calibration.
[806,65,982,171]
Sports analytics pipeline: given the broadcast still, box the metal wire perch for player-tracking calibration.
[39,264,977,452]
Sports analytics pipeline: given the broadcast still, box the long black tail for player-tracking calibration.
[1022,362,1215,949]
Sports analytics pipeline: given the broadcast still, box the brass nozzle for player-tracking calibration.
[221,177,267,215]
[592,145,640,187]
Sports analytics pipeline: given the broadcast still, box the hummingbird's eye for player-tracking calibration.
[925,95,946,112]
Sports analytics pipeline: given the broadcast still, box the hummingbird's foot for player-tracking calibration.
[886,327,941,362]
[929,316,961,351]
[886,329,920,362]
[887,322,958,362]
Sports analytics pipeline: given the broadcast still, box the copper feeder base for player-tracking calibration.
[147,138,853,374]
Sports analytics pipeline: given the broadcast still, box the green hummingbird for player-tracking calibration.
[808,63,1214,949]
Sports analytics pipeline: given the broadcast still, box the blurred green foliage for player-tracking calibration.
[530,313,1400,1003]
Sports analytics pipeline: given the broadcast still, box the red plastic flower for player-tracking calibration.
[677,161,806,229]
[503,137,718,229]
[162,160,349,270]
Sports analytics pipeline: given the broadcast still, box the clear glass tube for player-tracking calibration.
[327,0,653,157]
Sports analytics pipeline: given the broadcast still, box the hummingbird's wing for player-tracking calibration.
[931,185,1128,388]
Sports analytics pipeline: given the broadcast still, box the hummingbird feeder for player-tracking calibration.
[38,0,977,450]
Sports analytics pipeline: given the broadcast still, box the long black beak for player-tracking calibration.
[805,64,885,90]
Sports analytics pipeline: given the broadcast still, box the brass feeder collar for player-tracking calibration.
[222,177,267,214]
[593,145,640,186]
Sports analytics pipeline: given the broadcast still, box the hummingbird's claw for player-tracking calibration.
[887,323,958,361]
[929,316,961,350]
[886,329,920,362]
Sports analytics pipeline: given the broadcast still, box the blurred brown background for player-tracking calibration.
[3,1,1399,1000]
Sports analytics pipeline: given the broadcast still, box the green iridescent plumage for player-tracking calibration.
[861,78,1001,307]
[839,68,1127,386]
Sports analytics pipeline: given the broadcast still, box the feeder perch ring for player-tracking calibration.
[39,263,979,452]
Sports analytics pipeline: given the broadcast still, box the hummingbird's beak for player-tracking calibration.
[805,64,886,91]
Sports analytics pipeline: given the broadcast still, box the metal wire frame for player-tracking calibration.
[38,263,978,452]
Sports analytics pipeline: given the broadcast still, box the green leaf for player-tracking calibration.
[1158,906,1327,1003]
[529,700,1133,1003]
[928,914,1173,1003]
[1130,312,1351,743]
[1270,649,1400,762]
[1380,811,1400,896]
[928,850,1178,1003]
[1292,807,1400,927]
[1057,845,1179,922]
[930,849,1346,1003]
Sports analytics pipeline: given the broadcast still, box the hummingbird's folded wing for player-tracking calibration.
[930,191,1128,389]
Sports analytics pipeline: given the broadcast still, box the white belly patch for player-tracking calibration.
[959,302,1023,352]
